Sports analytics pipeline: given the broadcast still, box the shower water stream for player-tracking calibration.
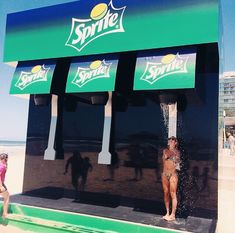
[160,100,198,216]
[160,102,177,137]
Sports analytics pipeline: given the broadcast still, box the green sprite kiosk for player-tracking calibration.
[4,0,218,164]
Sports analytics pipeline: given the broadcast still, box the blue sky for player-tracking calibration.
[0,0,76,140]
[220,0,235,71]
[0,0,234,140]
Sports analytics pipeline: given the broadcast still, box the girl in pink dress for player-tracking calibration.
[0,153,10,218]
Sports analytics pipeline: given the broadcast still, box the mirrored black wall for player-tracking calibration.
[24,44,218,219]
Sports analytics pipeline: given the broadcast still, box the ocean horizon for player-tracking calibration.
[0,140,26,147]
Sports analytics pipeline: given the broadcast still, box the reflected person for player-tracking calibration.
[134,146,144,181]
[64,151,83,200]
[191,166,200,191]
[104,151,119,181]
[80,157,93,191]
[128,144,144,181]
[227,132,235,153]
[199,167,210,195]
[161,136,180,221]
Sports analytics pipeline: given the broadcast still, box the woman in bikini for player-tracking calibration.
[161,136,180,221]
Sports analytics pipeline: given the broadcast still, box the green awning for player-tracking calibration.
[66,55,119,93]
[133,47,197,91]
[10,60,56,94]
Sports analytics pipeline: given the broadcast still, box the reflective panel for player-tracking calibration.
[24,73,218,218]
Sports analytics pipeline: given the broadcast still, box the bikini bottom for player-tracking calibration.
[162,172,177,181]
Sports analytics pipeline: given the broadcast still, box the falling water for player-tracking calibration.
[160,103,169,128]
[160,100,198,217]
[160,102,177,137]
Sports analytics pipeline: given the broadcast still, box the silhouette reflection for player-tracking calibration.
[104,151,119,181]
[81,157,93,191]
[127,144,144,181]
[64,151,93,199]
[199,167,210,195]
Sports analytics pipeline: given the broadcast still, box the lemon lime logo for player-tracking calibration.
[15,65,50,90]
[140,53,189,85]
[72,60,112,87]
[65,1,126,52]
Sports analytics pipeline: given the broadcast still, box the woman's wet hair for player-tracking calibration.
[168,136,177,141]
[167,136,178,148]
[0,153,8,160]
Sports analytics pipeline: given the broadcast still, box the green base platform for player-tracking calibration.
[0,203,187,233]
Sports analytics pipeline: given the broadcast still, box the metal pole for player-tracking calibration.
[44,94,58,160]
[98,92,112,164]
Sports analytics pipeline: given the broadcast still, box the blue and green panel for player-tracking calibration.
[10,60,56,94]
[134,47,196,91]
[66,54,119,93]
[4,0,218,62]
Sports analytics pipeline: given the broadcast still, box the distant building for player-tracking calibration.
[219,71,235,117]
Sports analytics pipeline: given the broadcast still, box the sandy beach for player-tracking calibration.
[0,144,26,195]
[0,144,27,232]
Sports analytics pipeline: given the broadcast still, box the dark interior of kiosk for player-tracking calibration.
[24,43,218,219]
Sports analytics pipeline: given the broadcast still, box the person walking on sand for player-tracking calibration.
[0,153,10,218]
[161,136,180,221]
[227,132,235,154]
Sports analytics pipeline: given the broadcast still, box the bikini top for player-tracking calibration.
[166,152,180,171]
[164,149,177,160]
[167,155,177,162]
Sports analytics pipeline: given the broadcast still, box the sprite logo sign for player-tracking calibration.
[15,65,50,90]
[65,1,126,52]
[140,53,189,85]
[72,60,112,88]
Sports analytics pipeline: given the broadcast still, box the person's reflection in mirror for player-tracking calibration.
[80,157,93,191]
[64,151,83,200]
[104,151,119,181]
[128,144,144,181]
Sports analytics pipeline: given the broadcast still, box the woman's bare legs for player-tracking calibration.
[168,174,178,221]
[161,175,170,219]
[0,190,10,218]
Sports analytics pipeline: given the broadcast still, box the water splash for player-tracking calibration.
[160,103,169,131]
[160,102,177,138]
[160,102,198,216]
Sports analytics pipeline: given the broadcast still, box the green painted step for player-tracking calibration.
[7,214,117,233]
[0,202,188,233]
